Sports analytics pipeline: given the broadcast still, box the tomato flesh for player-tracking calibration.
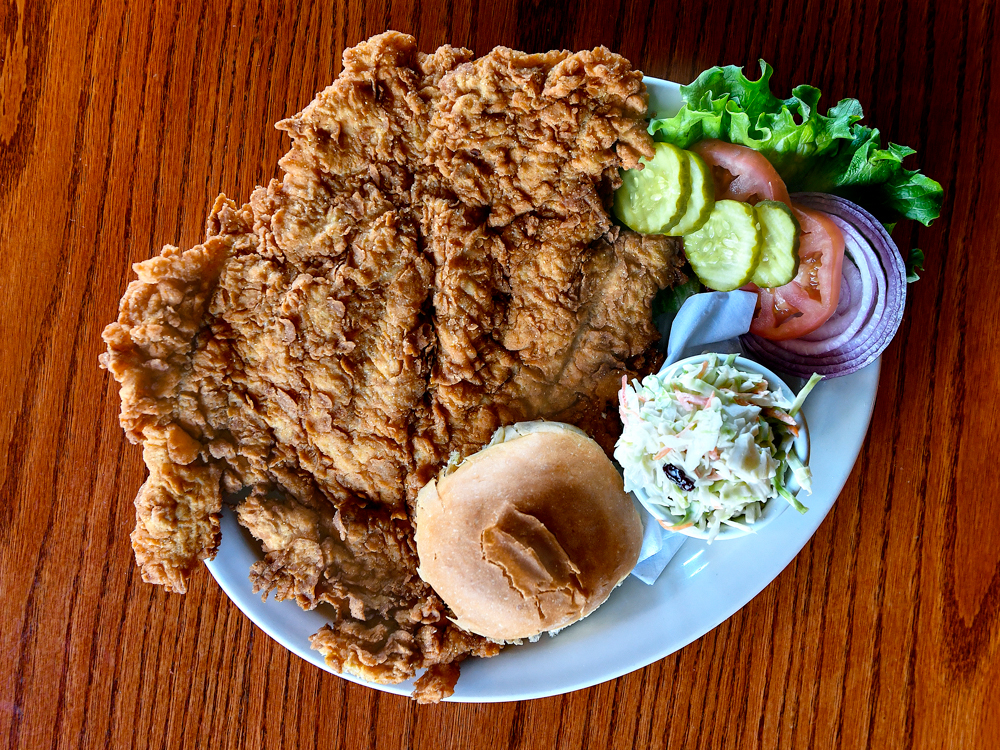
[686,140,843,341]
[690,139,792,206]
[747,205,846,341]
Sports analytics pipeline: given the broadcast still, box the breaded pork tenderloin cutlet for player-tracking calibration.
[101,30,683,702]
[413,44,684,474]
[424,45,654,225]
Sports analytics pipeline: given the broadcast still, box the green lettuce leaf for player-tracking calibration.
[648,61,943,227]
[652,274,701,321]
[906,248,926,283]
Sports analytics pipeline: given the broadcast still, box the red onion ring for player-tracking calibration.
[740,193,907,378]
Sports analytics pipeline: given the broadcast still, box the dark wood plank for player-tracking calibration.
[2,0,998,747]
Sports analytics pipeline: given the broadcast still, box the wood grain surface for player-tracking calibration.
[2,0,998,747]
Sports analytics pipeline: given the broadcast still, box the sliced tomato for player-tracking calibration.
[690,139,792,206]
[747,205,846,341]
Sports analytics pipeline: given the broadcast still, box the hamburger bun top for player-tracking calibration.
[414,421,642,642]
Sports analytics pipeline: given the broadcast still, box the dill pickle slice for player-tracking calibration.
[668,150,715,235]
[751,200,801,288]
[683,200,763,291]
[613,142,691,235]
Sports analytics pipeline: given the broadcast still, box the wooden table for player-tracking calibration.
[2,0,996,747]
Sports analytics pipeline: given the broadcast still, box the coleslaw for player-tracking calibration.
[614,354,821,541]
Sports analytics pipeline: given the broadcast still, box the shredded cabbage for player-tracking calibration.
[614,354,816,541]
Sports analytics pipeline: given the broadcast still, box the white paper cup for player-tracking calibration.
[629,353,810,541]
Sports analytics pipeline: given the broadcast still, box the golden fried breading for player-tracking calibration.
[425,45,653,226]
[100,218,252,592]
[101,31,682,701]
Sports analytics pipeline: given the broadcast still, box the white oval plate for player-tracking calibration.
[205,77,881,702]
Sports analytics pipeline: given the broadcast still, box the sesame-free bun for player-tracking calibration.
[414,421,642,642]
